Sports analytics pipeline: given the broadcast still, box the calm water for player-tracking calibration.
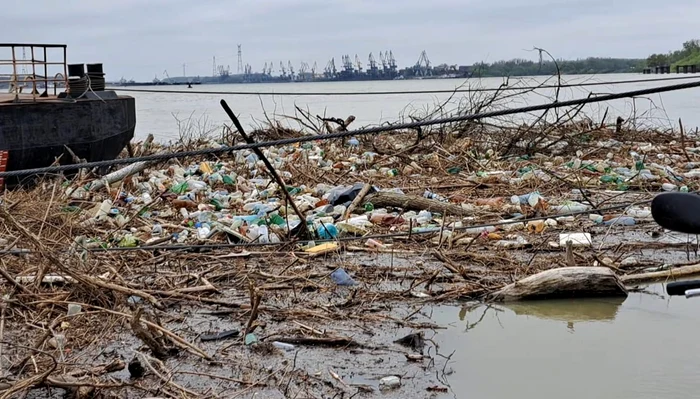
[113,74,700,142]
[433,283,700,399]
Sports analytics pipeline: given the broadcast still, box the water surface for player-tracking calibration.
[114,74,700,141]
[433,283,700,399]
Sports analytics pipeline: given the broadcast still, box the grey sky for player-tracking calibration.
[3,0,698,80]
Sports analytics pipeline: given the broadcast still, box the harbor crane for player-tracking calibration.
[355,54,362,73]
[288,61,294,80]
[414,50,431,76]
[324,58,336,78]
[342,55,353,73]
[389,51,397,70]
[279,61,287,77]
[368,53,379,77]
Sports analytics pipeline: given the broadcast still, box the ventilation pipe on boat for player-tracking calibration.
[86,63,105,91]
[67,64,85,78]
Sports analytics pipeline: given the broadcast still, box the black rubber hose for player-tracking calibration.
[667,280,700,296]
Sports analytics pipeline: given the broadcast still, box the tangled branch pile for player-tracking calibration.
[0,79,697,397]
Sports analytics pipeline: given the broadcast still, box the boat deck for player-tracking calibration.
[0,91,125,105]
[0,93,64,105]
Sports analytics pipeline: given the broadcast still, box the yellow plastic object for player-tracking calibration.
[199,162,213,174]
[304,242,339,255]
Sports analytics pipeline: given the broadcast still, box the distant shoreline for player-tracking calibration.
[111,69,649,87]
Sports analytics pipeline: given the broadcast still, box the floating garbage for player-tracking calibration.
[330,268,357,286]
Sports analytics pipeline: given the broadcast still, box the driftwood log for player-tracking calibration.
[363,192,473,216]
[490,267,628,302]
[621,264,700,285]
[86,160,153,192]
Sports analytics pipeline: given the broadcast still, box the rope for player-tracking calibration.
[0,198,652,255]
[107,75,700,97]
[1,79,699,179]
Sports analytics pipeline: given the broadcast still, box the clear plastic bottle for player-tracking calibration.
[258,225,270,243]
[603,216,636,226]
[152,224,163,237]
[197,223,211,239]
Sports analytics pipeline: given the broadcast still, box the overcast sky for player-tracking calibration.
[2,0,698,81]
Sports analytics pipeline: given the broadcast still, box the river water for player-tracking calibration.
[113,73,700,142]
[433,283,700,399]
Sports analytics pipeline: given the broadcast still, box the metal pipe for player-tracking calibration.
[685,288,700,298]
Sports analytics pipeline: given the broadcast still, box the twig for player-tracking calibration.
[136,352,201,398]
[344,183,373,219]
[130,308,169,358]
[244,280,262,337]
[0,206,165,310]
[679,118,692,162]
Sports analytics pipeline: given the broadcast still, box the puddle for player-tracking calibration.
[432,283,700,399]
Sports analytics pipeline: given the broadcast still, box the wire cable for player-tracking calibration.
[107,75,700,97]
[2,79,700,179]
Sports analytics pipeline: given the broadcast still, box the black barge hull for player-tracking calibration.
[0,93,136,186]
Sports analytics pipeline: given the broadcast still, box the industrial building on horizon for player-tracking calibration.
[115,46,470,86]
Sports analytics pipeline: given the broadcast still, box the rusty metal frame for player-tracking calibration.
[0,43,68,99]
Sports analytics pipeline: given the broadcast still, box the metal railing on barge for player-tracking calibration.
[0,43,68,101]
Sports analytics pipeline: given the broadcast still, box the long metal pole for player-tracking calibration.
[219,99,312,240]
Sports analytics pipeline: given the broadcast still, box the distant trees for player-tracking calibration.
[647,39,700,67]
[472,57,644,77]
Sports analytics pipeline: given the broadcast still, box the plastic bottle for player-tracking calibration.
[258,225,270,243]
[197,223,211,239]
[463,226,497,235]
[589,214,604,224]
[316,223,338,239]
[177,230,189,243]
[95,200,113,220]
[152,224,163,237]
[370,213,404,225]
[245,153,259,165]
[379,376,401,390]
[246,225,260,241]
[662,182,678,191]
[603,216,636,226]
[272,341,296,351]
[416,210,432,225]
[424,189,448,202]
[187,180,207,191]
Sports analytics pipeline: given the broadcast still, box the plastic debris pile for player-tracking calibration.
[41,130,699,257]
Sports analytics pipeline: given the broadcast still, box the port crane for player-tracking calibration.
[414,50,431,76]
[342,55,353,73]
[288,61,294,80]
[324,58,337,78]
[368,53,378,76]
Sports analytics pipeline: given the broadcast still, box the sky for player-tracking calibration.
[2,0,698,81]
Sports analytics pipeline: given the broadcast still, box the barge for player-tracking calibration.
[0,43,135,187]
